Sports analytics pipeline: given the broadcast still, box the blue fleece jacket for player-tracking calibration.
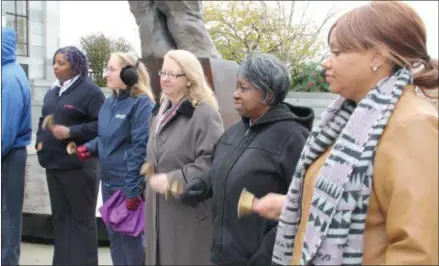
[85,89,154,198]
[1,28,32,158]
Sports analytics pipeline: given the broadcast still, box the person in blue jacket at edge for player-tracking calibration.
[1,27,32,266]
[75,52,155,265]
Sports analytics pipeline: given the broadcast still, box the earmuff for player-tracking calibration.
[120,59,140,88]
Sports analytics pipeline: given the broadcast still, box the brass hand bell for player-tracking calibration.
[36,141,43,151]
[237,188,256,218]
[165,180,183,200]
[66,142,77,155]
[42,114,55,131]
[140,162,183,200]
[140,162,155,177]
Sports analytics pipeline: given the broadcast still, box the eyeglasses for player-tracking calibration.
[158,70,185,79]
[104,66,121,73]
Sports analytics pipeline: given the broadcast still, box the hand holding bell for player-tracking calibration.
[75,145,90,161]
[237,188,258,218]
[165,180,183,200]
[251,193,286,221]
[237,189,286,220]
[51,124,71,140]
[36,141,43,151]
[141,162,155,177]
[149,172,183,201]
[67,143,91,162]
[42,114,54,130]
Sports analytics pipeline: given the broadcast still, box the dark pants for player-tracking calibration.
[46,160,99,265]
[1,148,27,266]
[102,182,145,265]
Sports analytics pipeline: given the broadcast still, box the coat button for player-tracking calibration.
[161,137,166,144]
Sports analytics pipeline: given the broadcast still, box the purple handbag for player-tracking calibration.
[113,204,143,236]
[99,189,123,225]
[109,201,129,225]
[99,189,144,237]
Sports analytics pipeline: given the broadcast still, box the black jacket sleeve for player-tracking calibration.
[247,125,309,265]
[69,89,105,141]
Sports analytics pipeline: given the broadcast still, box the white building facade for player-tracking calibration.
[2,0,60,131]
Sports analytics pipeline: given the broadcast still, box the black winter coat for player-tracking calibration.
[36,77,105,169]
[198,102,314,265]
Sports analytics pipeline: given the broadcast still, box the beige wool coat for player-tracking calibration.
[144,98,224,265]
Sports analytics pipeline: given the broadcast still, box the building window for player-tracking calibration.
[2,1,29,56]
[20,63,29,78]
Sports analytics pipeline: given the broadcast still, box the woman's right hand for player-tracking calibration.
[76,145,90,161]
[252,193,287,221]
[180,178,208,207]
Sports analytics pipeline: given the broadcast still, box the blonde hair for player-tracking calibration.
[111,52,155,103]
[329,1,438,90]
[163,50,219,111]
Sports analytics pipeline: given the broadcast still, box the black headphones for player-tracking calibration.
[120,59,140,88]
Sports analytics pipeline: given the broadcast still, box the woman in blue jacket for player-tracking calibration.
[76,52,155,265]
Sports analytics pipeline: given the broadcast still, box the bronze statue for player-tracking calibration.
[128,1,221,58]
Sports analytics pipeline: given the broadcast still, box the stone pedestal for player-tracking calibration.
[143,57,241,129]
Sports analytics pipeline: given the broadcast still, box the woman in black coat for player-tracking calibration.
[35,46,105,265]
[180,53,315,265]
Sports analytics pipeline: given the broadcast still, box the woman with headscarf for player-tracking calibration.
[179,52,314,265]
[252,2,438,265]
[35,46,105,265]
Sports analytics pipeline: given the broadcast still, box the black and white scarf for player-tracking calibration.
[272,68,412,265]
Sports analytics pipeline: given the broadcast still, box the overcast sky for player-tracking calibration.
[59,1,438,58]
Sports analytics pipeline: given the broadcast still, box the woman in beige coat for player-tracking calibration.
[251,2,438,265]
[144,50,224,265]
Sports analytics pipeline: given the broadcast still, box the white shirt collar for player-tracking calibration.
[53,75,81,96]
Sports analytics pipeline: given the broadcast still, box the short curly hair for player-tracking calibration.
[238,52,291,106]
[53,46,89,78]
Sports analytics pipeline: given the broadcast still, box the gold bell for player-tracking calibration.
[169,180,183,196]
[140,162,155,177]
[66,142,77,155]
[237,188,256,218]
[42,114,55,130]
[165,180,183,200]
[36,141,43,151]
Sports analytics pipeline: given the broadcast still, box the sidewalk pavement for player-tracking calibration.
[20,242,112,265]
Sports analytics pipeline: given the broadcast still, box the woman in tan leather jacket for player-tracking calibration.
[252,2,438,265]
